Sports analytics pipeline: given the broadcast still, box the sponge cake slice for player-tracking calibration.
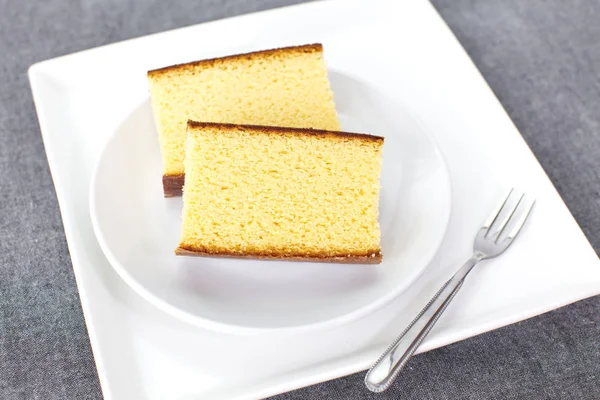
[148,44,341,196]
[176,121,383,264]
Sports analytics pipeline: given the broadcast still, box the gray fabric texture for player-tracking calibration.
[0,0,599,399]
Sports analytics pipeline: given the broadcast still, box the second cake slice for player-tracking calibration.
[148,44,340,196]
[177,121,384,264]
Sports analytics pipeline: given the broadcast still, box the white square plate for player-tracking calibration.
[29,0,600,399]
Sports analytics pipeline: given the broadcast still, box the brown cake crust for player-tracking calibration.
[187,120,385,142]
[148,44,323,77]
[175,246,383,264]
[162,174,185,197]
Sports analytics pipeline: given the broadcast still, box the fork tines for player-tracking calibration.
[484,189,535,243]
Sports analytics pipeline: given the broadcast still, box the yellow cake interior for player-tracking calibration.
[148,44,340,178]
[178,122,383,261]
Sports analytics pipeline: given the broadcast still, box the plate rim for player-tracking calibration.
[88,89,453,335]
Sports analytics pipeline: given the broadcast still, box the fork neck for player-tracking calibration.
[453,253,485,283]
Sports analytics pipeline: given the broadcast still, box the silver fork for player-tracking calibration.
[364,189,535,393]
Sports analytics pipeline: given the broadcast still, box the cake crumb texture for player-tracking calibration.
[178,122,383,262]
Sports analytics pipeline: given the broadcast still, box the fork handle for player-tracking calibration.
[365,254,483,392]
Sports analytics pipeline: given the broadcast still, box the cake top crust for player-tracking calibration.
[148,44,323,77]
[186,120,384,143]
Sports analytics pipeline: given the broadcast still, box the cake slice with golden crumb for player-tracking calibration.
[176,121,383,264]
[148,44,340,196]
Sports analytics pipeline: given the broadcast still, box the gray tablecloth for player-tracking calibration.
[1,0,599,399]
